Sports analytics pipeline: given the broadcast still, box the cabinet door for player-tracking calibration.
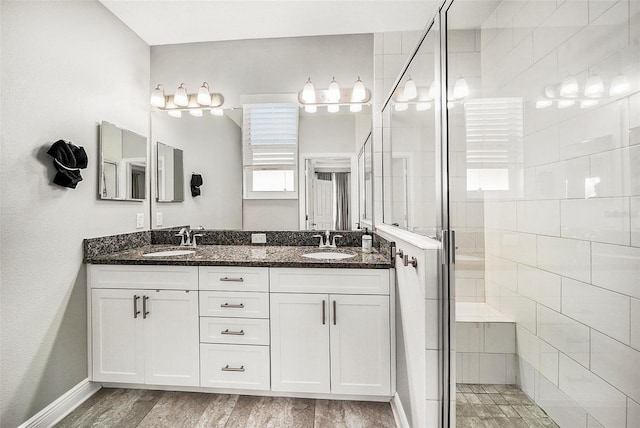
[270,293,330,393]
[330,295,391,395]
[143,290,199,386]
[91,289,144,383]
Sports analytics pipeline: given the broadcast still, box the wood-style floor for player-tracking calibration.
[55,388,397,428]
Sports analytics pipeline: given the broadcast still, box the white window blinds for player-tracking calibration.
[242,104,299,170]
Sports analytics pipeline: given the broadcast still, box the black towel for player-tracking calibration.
[47,140,88,189]
[190,173,203,197]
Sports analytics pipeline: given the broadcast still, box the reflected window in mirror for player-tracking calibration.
[156,141,185,202]
[99,121,147,201]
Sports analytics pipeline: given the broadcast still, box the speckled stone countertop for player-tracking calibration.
[85,244,392,269]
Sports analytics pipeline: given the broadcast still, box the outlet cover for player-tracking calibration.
[156,212,163,227]
[136,213,144,229]
[251,233,267,244]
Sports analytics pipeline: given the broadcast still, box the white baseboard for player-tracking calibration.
[18,379,101,428]
[390,393,410,428]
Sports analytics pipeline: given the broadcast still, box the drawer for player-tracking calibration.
[88,264,198,290]
[199,291,269,318]
[200,317,269,345]
[270,268,390,295]
[199,266,269,292]
[200,344,270,390]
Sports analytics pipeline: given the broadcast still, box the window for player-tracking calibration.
[242,104,299,199]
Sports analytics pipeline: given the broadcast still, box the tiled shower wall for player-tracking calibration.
[476,0,640,427]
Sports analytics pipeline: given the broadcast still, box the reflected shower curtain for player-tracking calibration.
[334,172,350,230]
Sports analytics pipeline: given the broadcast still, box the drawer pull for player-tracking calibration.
[220,303,245,309]
[220,277,244,282]
[221,329,245,336]
[221,365,245,372]
[133,295,140,318]
[143,296,150,319]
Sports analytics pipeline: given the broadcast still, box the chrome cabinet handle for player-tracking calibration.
[221,329,245,336]
[322,300,326,325]
[143,295,150,319]
[133,295,140,318]
[220,277,244,282]
[333,300,337,325]
[409,256,418,268]
[395,248,404,259]
[220,303,244,308]
[221,365,245,372]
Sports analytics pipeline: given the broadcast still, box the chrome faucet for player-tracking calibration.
[175,227,191,246]
[312,233,328,248]
[311,230,342,248]
[329,234,342,248]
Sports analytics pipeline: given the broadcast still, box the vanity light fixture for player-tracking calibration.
[298,76,371,112]
[327,77,341,102]
[150,84,166,108]
[452,78,469,99]
[174,83,189,107]
[560,76,579,97]
[151,81,225,117]
[197,82,212,106]
[351,77,366,102]
[302,78,316,103]
[609,74,630,96]
[584,75,604,97]
[403,76,418,100]
[327,104,340,113]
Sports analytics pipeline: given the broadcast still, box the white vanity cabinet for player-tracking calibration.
[270,268,392,396]
[88,265,199,386]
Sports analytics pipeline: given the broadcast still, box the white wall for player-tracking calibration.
[0,1,150,426]
[150,34,373,230]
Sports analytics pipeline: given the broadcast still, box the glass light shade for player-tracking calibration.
[428,81,437,100]
[302,78,316,103]
[210,108,224,116]
[416,102,432,111]
[544,85,556,98]
[403,77,418,100]
[328,77,341,102]
[447,101,455,109]
[394,103,408,112]
[535,100,553,109]
[557,99,575,108]
[150,85,165,108]
[609,74,630,96]
[174,83,189,107]
[350,104,362,113]
[189,109,203,117]
[209,93,223,107]
[584,75,604,97]
[304,105,317,113]
[197,82,212,105]
[560,76,579,97]
[580,100,599,108]
[327,104,340,113]
[167,110,182,118]
[351,77,366,102]
[453,78,469,99]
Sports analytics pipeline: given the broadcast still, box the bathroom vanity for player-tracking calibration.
[85,234,394,401]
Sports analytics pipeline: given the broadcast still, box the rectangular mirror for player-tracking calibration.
[99,121,147,201]
[156,141,184,202]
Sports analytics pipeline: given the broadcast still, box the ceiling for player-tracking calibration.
[99,1,440,46]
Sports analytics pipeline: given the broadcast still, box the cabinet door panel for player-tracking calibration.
[144,290,199,386]
[330,294,391,395]
[270,293,330,393]
[91,289,144,383]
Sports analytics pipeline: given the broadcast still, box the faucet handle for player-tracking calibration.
[312,234,325,248]
[331,235,343,247]
[192,233,204,247]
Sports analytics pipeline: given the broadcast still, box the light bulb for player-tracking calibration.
[584,75,604,98]
[609,74,630,96]
[304,105,317,113]
[189,109,203,117]
[210,93,223,107]
[197,82,211,105]
[453,78,469,99]
[350,104,362,113]
[150,84,165,108]
[394,103,408,112]
[302,78,316,103]
[351,76,366,102]
[447,101,455,109]
[428,80,437,100]
[558,100,575,108]
[174,83,189,107]
[403,76,418,100]
[327,104,340,113]
[560,76,579,97]
[416,102,432,111]
[580,100,599,108]
[535,100,553,109]
[167,110,182,118]
[328,77,341,102]
[210,108,224,116]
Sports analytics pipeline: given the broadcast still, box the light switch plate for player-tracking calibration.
[156,212,163,227]
[251,233,267,244]
[136,213,144,229]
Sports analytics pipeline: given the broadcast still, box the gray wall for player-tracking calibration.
[0,1,150,426]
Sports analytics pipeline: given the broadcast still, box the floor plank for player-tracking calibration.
[314,399,396,428]
[224,395,315,428]
[137,391,212,428]
[195,394,239,428]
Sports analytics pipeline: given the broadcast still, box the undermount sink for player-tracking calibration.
[302,252,355,260]
[143,249,195,257]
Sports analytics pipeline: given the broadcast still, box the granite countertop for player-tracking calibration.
[85,244,392,269]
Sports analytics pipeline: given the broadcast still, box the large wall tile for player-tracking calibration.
[629,398,640,428]
[485,254,518,291]
[532,0,589,62]
[498,232,538,266]
[535,156,590,200]
[501,288,537,332]
[539,340,559,386]
[536,373,588,428]
[518,357,536,398]
[561,197,631,245]
[518,264,562,311]
[562,277,631,344]
[516,324,541,369]
[517,200,561,236]
[559,354,627,428]
[591,330,640,403]
[632,298,640,351]
[485,201,517,231]
[632,197,640,247]
[537,305,590,367]
[592,243,640,299]
[524,125,560,168]
[456,322,484,352]
[484,322,515,353]
[479,353,509,384]
[591,145,640,198]
[537,236,591,283]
